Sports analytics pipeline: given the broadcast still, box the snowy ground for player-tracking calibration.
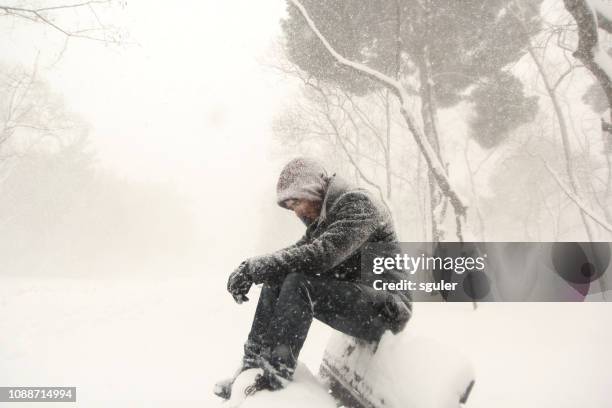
[225,364,336,408]
[1,270,611,408]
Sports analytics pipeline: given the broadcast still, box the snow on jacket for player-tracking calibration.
[248,174,412,307]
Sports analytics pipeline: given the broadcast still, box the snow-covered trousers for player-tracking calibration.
[244,272,409,380]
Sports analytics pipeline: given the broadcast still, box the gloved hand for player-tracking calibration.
[227,260,254,304]
[380,294,411,334]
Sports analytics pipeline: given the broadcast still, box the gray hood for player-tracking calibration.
[276,157,330,208]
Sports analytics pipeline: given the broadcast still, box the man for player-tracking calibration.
[215,157,412,398]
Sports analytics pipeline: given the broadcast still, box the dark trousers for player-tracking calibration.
[245,272,397,378]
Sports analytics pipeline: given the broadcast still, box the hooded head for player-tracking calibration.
[276,157,329,225]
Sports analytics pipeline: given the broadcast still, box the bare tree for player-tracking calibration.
[288,0,468,242]
[510,3,601,242]
[0,1,123,43]
[269,50,429,238]
[540,156,612,233]
[0,63,85,169]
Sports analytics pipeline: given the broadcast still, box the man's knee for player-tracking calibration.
[281,272,306,290]
[280,272,312,304]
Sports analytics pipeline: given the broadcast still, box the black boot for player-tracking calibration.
[244,369,285,396]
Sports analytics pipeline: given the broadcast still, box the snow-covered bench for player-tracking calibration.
[319,331,475,408]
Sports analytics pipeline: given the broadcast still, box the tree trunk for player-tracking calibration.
[564,0,612,159]
[527,44,597,241]
[418,1,448,243]
[384,90,393,200]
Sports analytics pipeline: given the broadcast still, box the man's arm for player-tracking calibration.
[248,192,379,283]
[227,219,313,303]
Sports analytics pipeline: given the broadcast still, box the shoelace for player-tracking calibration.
[244,374,268,396]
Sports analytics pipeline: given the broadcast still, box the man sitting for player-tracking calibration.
[216,157,412,397]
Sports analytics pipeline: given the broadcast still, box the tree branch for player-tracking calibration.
[0,1,118,42]
[288,0,468,219]
[540,156,612,233]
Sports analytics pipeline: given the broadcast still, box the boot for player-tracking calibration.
[241,343,297,396]
[213,341,262,399]
[244,368,286,396]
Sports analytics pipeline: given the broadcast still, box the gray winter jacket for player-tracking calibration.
[249,174,412,306]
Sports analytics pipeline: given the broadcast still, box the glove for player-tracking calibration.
[227,261,254,304]
[380,294,411,334]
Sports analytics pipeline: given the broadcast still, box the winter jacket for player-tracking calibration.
[248,174,412,307]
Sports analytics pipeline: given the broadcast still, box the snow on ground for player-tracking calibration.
[223,364,336,408]
[407,301,612,408]
[1,272,611,407]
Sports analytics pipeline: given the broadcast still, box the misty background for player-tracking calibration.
[0,1,611,407]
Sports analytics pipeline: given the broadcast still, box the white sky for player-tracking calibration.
[0,1,306,251]
[2,0,291,184]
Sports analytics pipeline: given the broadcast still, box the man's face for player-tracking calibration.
[284,199,322,226]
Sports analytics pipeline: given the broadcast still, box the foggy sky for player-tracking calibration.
[0,0,306,257]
